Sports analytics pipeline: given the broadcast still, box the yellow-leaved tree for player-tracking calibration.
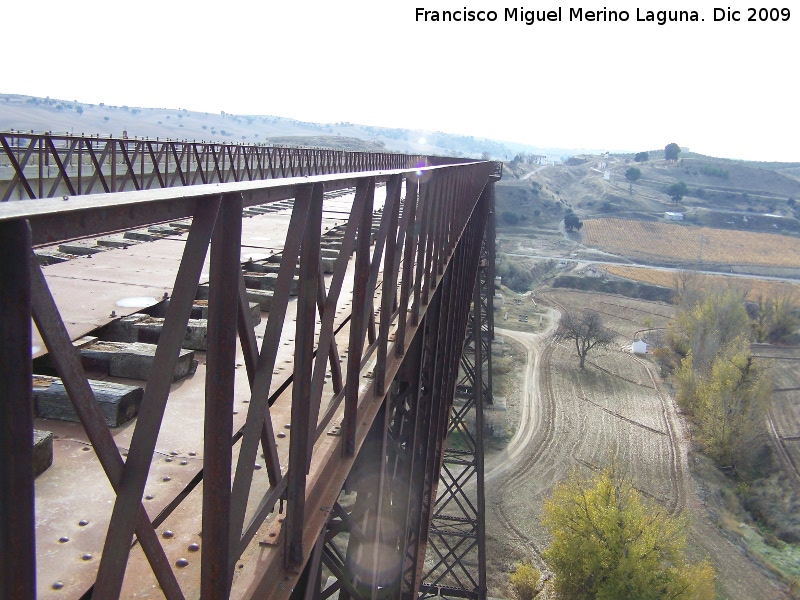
[542,467,715,600]
[675,340,771,467]
[669,288,772,469]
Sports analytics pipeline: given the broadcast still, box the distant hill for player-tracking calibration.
[496,151,800,239]
[0,93,593,160]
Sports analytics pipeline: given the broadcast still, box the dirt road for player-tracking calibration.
[486,314,557,484]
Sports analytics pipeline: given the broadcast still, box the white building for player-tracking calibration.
[664,212,684,221]
[632,340,648,355]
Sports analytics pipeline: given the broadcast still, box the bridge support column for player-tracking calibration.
[0,219,36,599]
[420,181,495,600]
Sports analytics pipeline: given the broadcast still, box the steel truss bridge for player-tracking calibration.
[0,133,499,600]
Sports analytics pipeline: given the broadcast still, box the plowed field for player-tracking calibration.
[756,345,800,486]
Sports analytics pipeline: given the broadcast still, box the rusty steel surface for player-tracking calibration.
[29,191,367,358]
[0,144,500,600]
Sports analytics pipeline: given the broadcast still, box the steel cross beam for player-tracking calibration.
[0,151,500,600]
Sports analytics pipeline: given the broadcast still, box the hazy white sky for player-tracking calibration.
[6,0,799,161]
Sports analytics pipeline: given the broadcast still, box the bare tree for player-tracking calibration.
[557,310,615,368]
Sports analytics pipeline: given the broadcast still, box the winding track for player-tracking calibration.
[487,326,557,561]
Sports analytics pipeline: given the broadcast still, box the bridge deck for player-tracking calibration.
[31,191,371,357]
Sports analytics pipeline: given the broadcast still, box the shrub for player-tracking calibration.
[700,165,729,179]
[509,561,540,600]
[543,467,715,599]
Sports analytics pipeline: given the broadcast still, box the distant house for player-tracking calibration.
[632,340,647,355]
[664,212,684,221]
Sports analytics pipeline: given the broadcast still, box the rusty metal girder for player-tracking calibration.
[0,132,424,202]
[0,147,500,600]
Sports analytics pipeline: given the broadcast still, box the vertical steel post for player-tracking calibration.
[0,219,35,599]
[202,192,243,597]
[286,183,324,570]
[344,178,375,456]
[473,272,487,600]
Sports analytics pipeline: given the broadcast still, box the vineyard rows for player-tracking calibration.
[583,218,800,268]
[605,265,800,301]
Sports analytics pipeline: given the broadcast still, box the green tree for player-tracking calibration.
[543,467,715,600]
[625,167,642,195]
[502,210,520,226]
[666,181,688,205]
[665,143,681,161]
[634,151,649,162]
[564,210,583,232]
